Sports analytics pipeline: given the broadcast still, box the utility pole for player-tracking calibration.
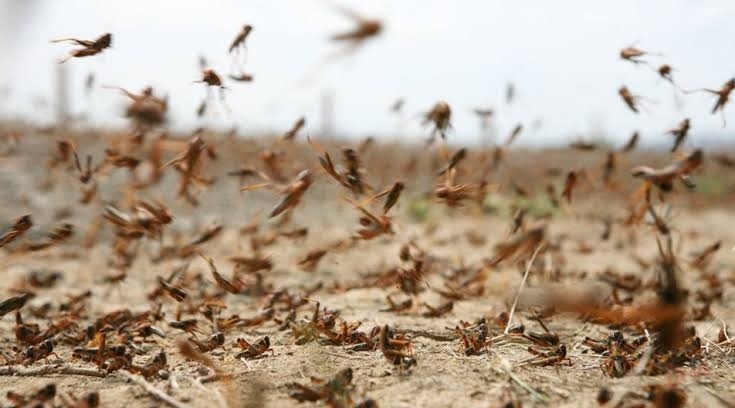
[55,62,69,126]
[320,90,334,137]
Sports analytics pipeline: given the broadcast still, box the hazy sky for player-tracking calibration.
[1,0,734,146]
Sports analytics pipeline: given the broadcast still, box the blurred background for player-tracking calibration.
[0,0,734,146]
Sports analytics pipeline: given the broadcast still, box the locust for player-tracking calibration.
[282,117,306,141]
[235,336,273,359]
[196,99,208,117]
[437,148,467,176]
[656,64,684,91]
[619,45,660,65]
[169,319,204,336]
[456,318,490,355]
[371,181,404,214]
[228,24,253,54]
[713,153,735,168]
[196,69,224,88]
[435,168,490,207]
[156,277,188,302]
[298,249,328,271]
[330,2,382,54]
[473,108,494,131]
[517,344,571,367]
[380,325,416,369]
[523,313,559,347]
[20,223,74,252]
[268,169,314,218]
[562,170,578,203]
[52,33,112,63]
[489,226,545,266]
[105,86,168,126]
[0,293,32,320]
[231,255,273,274]
[690,241,721,270]
[174,223,223,257]
[688,78,735,126]
[228,73,254,82]
[0,215,32,248]
[423,101,452,142]
[127,351,168,379]
[631,149,702,192]
[18,339,60,365]
[602,151,616,185]
[289,367,356,405]
[228,165,268,185]
[620,131,639,152]
[195,69,228,104]
[189,333,225,353]
[103,200,172,239]
[314,148,358,193]
[341,148,367,194]
[346,197,393,240]
[506,82,516,104]
[6,383,56,407]
[162,135,208,205]
[421,301,453,318]
[504,123,523,146]
[618,86,647,113]
[382,295,413,312]
[389,98,404,114]
[666,118,691,152]
[509,208,526,235]
[569,139,596,151]
[201,254,247,294]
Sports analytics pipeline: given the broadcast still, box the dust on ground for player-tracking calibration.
[1,129,734,408]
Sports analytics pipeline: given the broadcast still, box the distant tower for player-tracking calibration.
[55,62,69,125]
[320,90,334,136]
[481,121,499,148]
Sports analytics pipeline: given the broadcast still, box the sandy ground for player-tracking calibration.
[1,129,734,407]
